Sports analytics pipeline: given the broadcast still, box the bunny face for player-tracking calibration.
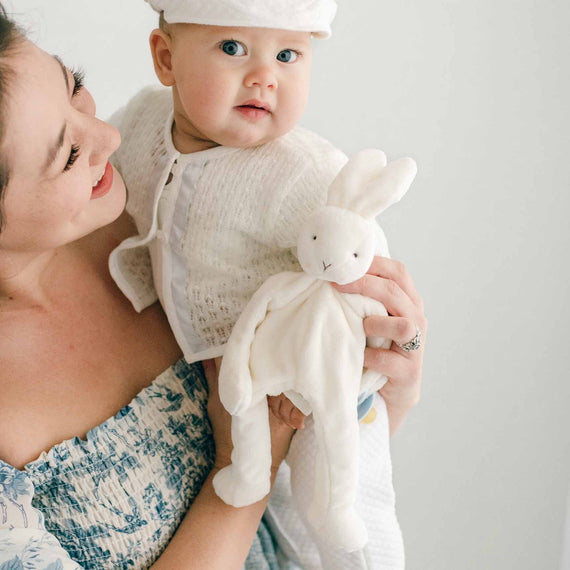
[296,206,376,285]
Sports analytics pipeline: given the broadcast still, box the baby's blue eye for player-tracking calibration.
[277,49,298,63]
[221,40,246,56]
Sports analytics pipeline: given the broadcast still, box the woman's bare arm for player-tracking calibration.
[151,359,294,570]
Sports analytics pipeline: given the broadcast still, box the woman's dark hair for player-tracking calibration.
[0,3,24,233]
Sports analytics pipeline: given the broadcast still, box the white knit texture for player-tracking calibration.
[109,86,347,361]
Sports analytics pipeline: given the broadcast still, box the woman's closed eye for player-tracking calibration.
[71,67,85,97]
[63,144,81,173]
[62,69,85,172]
[219,40,246,57]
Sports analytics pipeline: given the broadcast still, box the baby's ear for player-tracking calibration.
[149,29,176,87]
[328,149,417,219]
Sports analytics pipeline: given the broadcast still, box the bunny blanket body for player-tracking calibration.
[213,150,417,558]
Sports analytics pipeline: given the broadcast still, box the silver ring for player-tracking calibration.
[397,326,422,352]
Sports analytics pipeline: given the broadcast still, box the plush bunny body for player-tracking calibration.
[250,277,388,412]
[213,149,417,553]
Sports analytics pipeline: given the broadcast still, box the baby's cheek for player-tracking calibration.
[195,85,234,124]
[277,98,306,133]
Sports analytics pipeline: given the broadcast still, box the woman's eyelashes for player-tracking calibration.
[71,67,85,97]
[63,144,81,173]
[61,69,85,173]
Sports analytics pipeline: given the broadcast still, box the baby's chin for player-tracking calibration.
[217,133,279,149]
[217,124,294,149]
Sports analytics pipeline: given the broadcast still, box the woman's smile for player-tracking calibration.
[91,161,114,199]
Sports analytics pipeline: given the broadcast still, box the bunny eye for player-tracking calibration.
[353,253,359,258]
[312,235,317,241]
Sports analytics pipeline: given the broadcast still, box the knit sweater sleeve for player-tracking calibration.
[267,129,348,249]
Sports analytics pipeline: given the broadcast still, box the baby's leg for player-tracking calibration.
[212,397,272,507]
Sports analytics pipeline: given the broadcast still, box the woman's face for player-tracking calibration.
[0,40,126,253]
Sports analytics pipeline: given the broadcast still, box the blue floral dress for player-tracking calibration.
[0,360,280,569]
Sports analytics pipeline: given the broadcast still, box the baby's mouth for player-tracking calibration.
[235,103,272,121]
[237,100,272,113]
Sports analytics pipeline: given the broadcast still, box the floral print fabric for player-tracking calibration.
[0,360,279,569]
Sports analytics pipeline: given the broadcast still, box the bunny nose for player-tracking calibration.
[322,261,332,272]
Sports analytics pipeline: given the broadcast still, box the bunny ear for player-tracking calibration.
[328,149,417,219]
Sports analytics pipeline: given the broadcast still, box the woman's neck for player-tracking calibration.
[0,248,62,309]
[0,214,132,312]
[0,238,105,312]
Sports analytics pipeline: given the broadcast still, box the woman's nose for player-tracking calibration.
[244,63,278,90]
[88,117,121,166]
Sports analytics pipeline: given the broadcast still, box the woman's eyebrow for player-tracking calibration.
[44,123,66,171]
[52,55,71,95]
[43,55,70,170]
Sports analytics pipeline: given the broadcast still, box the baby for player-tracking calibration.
[110,0,346,366]
[109,0,404,568]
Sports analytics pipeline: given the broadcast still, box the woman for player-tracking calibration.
[0,7,426,569]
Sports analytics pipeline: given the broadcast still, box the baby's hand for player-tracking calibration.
[267,394,306,430]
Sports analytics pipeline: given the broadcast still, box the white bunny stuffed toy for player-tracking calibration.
[213,149,417,554]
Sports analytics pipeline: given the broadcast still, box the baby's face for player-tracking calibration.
[167,24,312,150]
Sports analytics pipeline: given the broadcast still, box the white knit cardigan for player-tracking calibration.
[109,86,347,363]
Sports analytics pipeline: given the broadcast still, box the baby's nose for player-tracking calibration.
[244,64,278,90]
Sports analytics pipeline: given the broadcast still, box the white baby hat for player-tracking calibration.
[145,0,338,38]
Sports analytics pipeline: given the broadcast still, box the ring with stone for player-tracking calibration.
[397,326,422,352]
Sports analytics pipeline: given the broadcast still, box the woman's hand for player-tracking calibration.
[334,256,427,434]
[204,358,296,474]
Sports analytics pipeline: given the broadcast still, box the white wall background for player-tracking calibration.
[8,1,570,569]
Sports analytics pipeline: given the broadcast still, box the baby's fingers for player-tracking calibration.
[268,394,306,430]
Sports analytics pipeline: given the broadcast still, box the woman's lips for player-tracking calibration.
[91,161,114,199]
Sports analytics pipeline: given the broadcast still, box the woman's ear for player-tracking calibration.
[149,29,175,87]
